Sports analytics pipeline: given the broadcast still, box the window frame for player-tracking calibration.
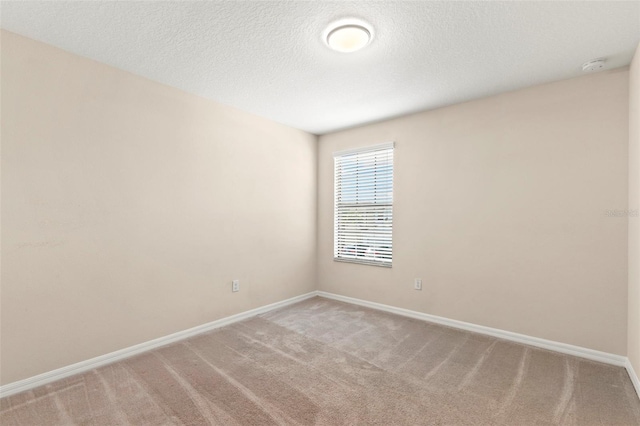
[333,142,394,268]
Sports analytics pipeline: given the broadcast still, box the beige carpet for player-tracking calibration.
[1,297,639,425]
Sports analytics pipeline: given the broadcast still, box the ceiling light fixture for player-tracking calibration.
[325,20,373,53]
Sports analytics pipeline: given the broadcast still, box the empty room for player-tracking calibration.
[1,1,639,425]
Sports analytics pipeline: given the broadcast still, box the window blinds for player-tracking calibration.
[334,142,394,267]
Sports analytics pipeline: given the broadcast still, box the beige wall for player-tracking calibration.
[1,28,634,386]
[0,31,317,385]
[318,68,630,355]
[629,43,640,376]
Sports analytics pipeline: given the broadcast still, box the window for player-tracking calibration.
[334,142,394,267]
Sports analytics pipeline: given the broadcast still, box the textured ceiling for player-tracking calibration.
[1,1,639,134]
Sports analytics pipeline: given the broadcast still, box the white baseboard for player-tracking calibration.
[626,358,640,399]
[316,291,628,367]
[318,291,640,400]
[0,291,317,399]
[3,290,638,402]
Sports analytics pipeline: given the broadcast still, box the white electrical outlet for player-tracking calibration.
[232,279,239,292]
[414,278,422,291]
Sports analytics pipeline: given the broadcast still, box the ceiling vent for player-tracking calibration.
[582,59,606,72]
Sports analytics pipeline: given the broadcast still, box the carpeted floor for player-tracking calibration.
[1,297,640,425]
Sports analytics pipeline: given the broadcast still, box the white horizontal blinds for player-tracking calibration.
[334,142,394,267]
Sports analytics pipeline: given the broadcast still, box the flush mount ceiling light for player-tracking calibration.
[325,20,373,53]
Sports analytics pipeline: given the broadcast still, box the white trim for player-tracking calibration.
[316,291,628,367]
[3,290,638,402]
[333,141,394,157]
[0,292,317,399]
[626,358,640,399]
